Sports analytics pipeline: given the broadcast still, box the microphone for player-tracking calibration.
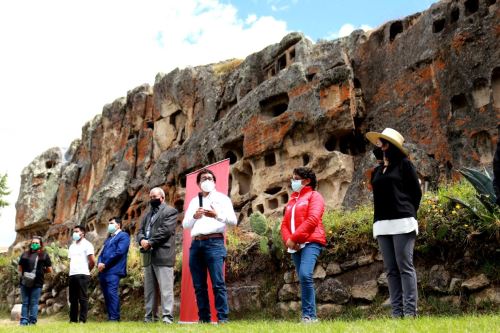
[198,192,203,208]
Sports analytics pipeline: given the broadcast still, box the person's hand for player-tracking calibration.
[286,238,299,250]
[202,205,218,219]
[140,239,151,250]
[193,208,204,219]
[98,263,105,273]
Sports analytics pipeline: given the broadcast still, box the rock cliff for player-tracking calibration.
[14,0,499,244]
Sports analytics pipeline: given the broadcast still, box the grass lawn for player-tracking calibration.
[0,314,498,333]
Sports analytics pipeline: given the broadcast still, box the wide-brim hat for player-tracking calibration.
[366,128,408,156]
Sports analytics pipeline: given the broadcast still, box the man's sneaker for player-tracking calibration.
[301,317,319,324]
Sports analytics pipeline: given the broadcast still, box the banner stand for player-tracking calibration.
[179,159,230,323]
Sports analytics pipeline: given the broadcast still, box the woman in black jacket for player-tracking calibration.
[366,128,422,318]
[18,236,52,325]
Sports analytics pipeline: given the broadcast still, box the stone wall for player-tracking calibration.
[276,254,500,317]
[4,246,499,320]
[13,0,499,249]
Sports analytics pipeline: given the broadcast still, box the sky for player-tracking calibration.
[0,0,438,247]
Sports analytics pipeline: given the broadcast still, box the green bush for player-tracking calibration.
[417,179,499,258]
[0,251,21,303]
[320,178,499,261]
[121,244,144,289]
[322,205,376,258]
[447,168,500,238]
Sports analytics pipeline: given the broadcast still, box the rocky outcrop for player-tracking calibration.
[15,148,63,238]
[13,1,499,252]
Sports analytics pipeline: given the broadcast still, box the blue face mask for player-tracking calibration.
[107,224,117,234]
[72,232,81,241]
[291,179,303,192]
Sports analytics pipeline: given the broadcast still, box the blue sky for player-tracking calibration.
[227,0,438,40]
[0,0,439,247]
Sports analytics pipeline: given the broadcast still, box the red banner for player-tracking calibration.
[179,159,230,323]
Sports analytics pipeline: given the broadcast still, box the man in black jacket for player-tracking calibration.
[494,125,500,206]
[137,187,178,324]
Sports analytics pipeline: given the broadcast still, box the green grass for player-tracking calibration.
[0,315,498,333]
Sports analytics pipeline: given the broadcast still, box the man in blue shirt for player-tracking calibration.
[98,217,130,321]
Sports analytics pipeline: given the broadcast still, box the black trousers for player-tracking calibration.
[69,274,90,323]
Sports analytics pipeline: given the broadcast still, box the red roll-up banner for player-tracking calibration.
[179,159,230,323]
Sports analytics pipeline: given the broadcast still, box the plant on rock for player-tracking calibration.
[249,212,284,259]
[447,167,499,240]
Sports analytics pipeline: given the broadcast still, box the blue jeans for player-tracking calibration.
[99,273,121,321]
[189,237,228,322]
[292,243,322,320]
[20,285,42,325]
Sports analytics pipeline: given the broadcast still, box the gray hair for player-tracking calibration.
[150,187,165,199]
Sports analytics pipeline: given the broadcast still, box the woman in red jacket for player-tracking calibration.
[281,167,326,323]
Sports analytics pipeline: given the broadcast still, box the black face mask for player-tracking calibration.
[150,198,161,208]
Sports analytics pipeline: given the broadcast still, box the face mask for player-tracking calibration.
[150,198,161,208]
[200,180,216,193]
[291,179,303,192]
[31,243,41,251]
[72,232,81,241]
[108,224,117,234]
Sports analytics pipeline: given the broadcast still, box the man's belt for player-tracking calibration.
[192,233,224,241]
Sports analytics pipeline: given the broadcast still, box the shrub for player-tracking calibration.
[418,179,499,260]
[121,244,144,289]
[447,168,500,239]
[322,205,376,259]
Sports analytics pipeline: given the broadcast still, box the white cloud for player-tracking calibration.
[0,0,289,246]
[326,23,372,40]
[245,14,258,24]
[271,4,290,12]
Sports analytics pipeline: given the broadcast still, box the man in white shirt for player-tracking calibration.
[182,168,237,323]
[68,225,95,323]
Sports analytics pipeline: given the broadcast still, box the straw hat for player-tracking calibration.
[365,128,408,156]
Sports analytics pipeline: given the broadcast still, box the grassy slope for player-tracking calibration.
[0,315,498,333]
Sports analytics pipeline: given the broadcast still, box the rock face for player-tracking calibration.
[15,148,63,238]
[14,1,499,245]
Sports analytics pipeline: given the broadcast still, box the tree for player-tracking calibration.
[0,173,10,209]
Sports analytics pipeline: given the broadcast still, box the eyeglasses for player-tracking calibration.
[200,176,214,181]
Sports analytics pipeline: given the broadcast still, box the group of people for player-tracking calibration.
[17,127,500,325]
[17,168,237,325]
[280,128,422,322]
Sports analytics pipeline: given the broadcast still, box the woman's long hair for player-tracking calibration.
[380,139,406,164]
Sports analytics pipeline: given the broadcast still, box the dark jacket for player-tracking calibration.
[494,126,500,206]
[19,251,52,288]
[137,203,178,267]
[98,231,130,278]
[372,158,422,222]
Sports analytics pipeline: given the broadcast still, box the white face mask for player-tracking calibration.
[200,180,216,193]
[291,179,303,192]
